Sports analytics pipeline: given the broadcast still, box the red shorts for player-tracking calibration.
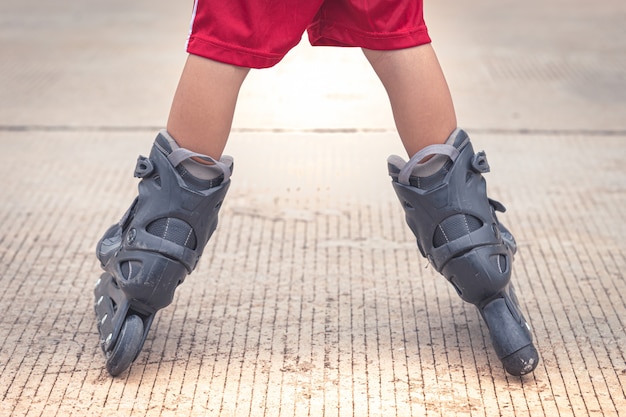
[186,0,431,69]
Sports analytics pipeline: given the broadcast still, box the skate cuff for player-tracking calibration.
[398,144,458,185]
[167,148,232,183]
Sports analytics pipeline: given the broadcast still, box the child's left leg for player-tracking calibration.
[365,45,539,376]
[94,54,248,376]
[167,54,250,159]
[363,45,456,156]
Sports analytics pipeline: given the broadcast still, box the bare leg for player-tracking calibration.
[379,45,540,376]
[167,54,250,159]
[363,44,457,158]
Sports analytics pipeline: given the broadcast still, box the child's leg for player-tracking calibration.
[167,54,250,159]
[94,54,245,376]
[371,44,539,376]
[363,44,457,157]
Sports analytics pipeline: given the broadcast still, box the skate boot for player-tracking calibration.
[94,130,233,376]
[388,128,539,376]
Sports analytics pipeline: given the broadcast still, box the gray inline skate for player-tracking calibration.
[94,130,232,376]
[388,128,539,376]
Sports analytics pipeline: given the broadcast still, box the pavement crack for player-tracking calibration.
[0,125,625,136]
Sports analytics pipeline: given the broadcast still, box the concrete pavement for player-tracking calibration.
[1,0,625,416]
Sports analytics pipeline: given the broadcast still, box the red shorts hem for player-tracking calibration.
[187,36,285,69]
[307,21,432,50]
[186,0,431,68]
[188,26,432,69]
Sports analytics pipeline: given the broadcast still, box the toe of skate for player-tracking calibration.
[501,344,539,376]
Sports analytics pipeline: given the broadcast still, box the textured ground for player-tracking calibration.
[1,0,625,416]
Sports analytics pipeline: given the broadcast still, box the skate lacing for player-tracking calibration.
[146,218,197,249]
[433,214,483,247]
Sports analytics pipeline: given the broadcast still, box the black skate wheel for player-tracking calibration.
[501,344,539,376]
[105,315,144,377]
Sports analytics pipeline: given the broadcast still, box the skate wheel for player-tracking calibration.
[105,315,144,377]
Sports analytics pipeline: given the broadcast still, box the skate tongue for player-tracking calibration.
[389,128,469,186]
[395,144,458,186]
[167,148,232,183]
[156,130,232,183]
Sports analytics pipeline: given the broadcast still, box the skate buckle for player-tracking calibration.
[134,155,154,178]
[126,228,137,245]
[471,151,490,173]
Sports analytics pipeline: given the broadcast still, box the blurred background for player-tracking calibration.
[1,0,625,133]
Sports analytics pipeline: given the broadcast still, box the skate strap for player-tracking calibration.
[167,148,231,183]
[397,144,460,185]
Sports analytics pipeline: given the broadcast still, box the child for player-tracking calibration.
[93,0,539,377]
